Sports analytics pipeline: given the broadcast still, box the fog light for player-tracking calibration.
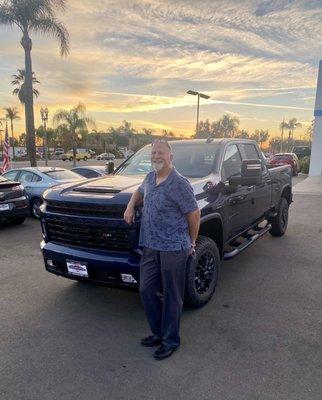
[121,274,137,284]
[47,259,54,267]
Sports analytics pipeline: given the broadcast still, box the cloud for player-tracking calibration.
[0,0,321,136]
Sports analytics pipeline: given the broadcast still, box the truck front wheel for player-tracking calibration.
[184,236,220,308]
[269,197,289,237]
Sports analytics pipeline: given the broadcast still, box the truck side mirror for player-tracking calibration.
[106,161,115,174]
[229,159,262,186]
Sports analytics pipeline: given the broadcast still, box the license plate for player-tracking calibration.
[66,260,89,277]
[0,204,10,211]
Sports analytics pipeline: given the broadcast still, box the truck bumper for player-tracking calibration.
[40,241,141,288]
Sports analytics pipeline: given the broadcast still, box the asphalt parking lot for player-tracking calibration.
[1,180,321,400]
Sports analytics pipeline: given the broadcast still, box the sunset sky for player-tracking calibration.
[1,0,322,138]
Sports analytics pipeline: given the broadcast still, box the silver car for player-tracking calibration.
[2,167,83,218]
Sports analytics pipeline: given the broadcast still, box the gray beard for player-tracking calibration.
[152,161,164,172]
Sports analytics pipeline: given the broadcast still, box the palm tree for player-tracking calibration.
[0,0,69,167]
[53,103,95,167]
[4,107,20,158]
[11,69,40,103]
[289,118,302,139]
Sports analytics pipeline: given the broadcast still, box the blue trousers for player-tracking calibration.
[139,247,190,348]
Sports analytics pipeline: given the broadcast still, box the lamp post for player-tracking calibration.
[40,107,49,166]
[187,90,210,136]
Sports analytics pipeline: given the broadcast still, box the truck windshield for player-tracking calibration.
[116,143,220,178]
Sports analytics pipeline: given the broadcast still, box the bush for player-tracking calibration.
[299,156,310,174]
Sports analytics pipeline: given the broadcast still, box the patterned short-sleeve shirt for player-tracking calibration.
[138,167,198,251]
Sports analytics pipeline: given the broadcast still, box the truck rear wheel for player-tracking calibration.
[269,197,289,237]
[184,236,220,308]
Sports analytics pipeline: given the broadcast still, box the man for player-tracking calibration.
[124,140,200,360]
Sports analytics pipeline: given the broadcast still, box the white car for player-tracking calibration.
[96,153,116,161]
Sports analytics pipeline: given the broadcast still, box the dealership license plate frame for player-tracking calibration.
[66,260,89,278]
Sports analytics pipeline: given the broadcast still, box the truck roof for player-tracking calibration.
[164,138,257,145]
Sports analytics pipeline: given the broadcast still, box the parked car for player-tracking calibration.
[0,175,29,225]
[2,167,83,218]
[54,148,65,156]
[96,152,116,161]
[71,166,108,179]
[292,146,311,158]
[61,150,91,161]
[269,153,300,176]
[40,138,292,308]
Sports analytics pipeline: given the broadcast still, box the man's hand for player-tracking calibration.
[124,205,135,225]
[124,189,143,225]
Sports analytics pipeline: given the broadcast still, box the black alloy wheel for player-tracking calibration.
[195,252,216,294]
[269,197,289,237]
[185,236,220,308]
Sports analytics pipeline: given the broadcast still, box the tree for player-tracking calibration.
[287,118,302,140]
[306,119,314,141]
[235,129,250,139]
[53,104,95,167]
[18,132,26,146]
[162,129,175,137]
[11,69,40,103]
[142,128,154,137]
[0,0,69,166]
[195,119,212,138]
[254,129,269,149]
[212,114,239,138]
[36,126,58,150]
[4,107,20,158]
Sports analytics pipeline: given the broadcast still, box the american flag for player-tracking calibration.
[2,121,10,173]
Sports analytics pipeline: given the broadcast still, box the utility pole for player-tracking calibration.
[40,107,49,166]
[280,116,285,153]
[187,90,210,136]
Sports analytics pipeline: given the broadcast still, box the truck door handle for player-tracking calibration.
[228,195,246,204]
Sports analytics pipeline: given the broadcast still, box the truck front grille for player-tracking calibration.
[45,215,132,251]
[46,200,125,218]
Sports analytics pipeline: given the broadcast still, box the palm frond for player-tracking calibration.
[0,4,16,28]
[31,16,69,56]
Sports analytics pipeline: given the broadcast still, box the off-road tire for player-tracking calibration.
[184,236,220,308]
[269,197,289,237]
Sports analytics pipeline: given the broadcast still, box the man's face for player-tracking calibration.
[151,142,172,172]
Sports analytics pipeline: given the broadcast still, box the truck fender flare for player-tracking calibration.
[199,213,225,257]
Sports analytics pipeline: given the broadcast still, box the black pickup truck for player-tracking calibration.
[40,139,292,308]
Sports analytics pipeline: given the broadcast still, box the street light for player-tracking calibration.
[40,106,49,166]
[187,90,210,136]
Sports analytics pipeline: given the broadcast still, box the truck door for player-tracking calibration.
[221,144,252,238]
[239,143,272,223]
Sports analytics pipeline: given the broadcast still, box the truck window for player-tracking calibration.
[116,143,220,178]
[221,145,242,181]
[241,144,260,159]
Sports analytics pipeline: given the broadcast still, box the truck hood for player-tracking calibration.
[44,173,220,207]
